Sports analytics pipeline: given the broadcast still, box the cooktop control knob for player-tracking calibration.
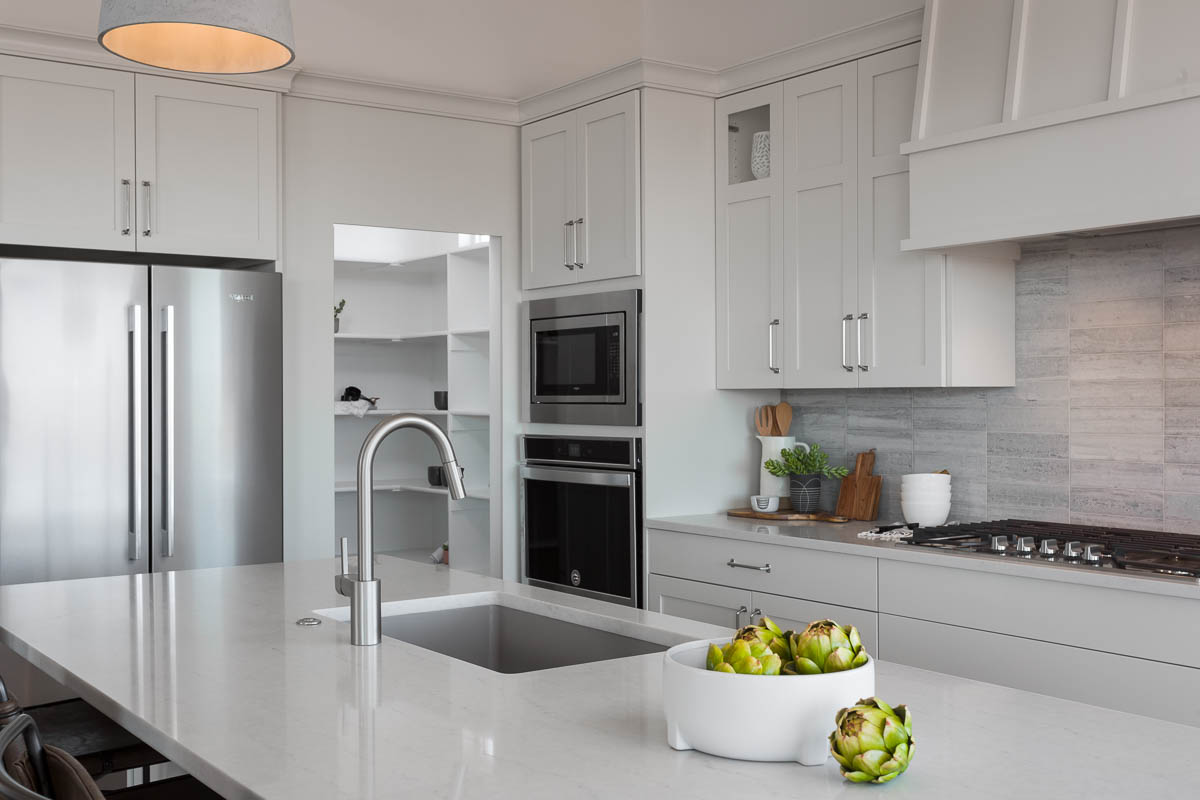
[1038,538,1058,556]
[1083,544,1104,562]
[989,534,1008,552]
[1014,536,1034,553]
[1063,541,1082,559]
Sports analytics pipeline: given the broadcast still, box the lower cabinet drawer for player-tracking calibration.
[647,573,750,630]
[880,613,1200,726]
[751,590,879,656]
[648,528,878,610]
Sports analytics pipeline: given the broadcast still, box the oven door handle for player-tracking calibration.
[520,465,633,487]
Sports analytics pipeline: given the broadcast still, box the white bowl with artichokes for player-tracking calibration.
[663,617,876,766]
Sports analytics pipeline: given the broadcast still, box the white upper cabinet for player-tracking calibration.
[715,84,784,389]
[781,63,857,389]
[135,76,278,261]
[521,90,640,289]
[0,56,135,251]
[718,43,1016,390]
[0,55,277,260]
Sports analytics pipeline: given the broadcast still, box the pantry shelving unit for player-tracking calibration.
[333,231,495,574]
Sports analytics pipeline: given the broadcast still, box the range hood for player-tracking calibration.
[902,0,1200,251]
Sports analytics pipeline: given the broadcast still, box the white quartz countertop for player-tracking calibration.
[1,556,1197,799]
[648,513,1200,599]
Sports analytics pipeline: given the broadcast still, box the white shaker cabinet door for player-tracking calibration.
[782,62,859,388]
[521,111,577,289]
[647,574,750,631]
[575,91,640,282]
[716,84,784,389]
[0,56,135,251]
[855,44,943,387]
[134,75,277,260]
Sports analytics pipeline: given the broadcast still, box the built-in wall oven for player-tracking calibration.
[523,289,640,426]
[520,435,643,607]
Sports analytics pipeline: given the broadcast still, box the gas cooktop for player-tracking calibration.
[898,519,1200,582]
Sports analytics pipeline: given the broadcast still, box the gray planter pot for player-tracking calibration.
[334,317,340,334]
[789,474,822,514]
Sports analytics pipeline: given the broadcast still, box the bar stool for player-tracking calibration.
[0,677,220,799]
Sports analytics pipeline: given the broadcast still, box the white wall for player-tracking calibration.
[640,89,779,518]
[282,97,520,570]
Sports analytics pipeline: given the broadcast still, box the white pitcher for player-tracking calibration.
[757,437,808,506]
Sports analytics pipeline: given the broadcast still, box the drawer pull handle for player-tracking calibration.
[734,605,748,627]
[727,558,771,573]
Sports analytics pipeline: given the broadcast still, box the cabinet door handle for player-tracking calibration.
[121,179,132,236]
[768,319,780,374]
[734,605,749,628]
[728,558,771,573]
[573,217,585,268]
[565,220,576,270]
[141,180,152,237]
[563,220,573,269]
[841,314,854,372]
[857,312,870,371]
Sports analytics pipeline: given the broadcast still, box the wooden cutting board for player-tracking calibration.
[835,450,883,521]
[727,508,850,523]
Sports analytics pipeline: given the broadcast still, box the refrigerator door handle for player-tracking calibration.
[128,305,143,561]
[162,305,175,558]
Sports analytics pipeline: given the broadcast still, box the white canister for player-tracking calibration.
[757,436,803,504]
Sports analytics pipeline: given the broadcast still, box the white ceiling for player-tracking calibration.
[0,0,921,100]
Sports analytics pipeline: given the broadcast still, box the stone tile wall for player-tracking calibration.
[784,226,1200,532]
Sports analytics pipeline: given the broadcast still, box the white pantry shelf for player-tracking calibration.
[449,409,490,417]
[334,407,447,417]
[378,547,443,565]
[335,331,448,343]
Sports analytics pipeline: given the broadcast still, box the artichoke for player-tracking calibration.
[705,618,784,675]
[785,619,868,674]
[829,697,914,784]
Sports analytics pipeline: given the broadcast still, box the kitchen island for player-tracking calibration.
[0,556,1196,799]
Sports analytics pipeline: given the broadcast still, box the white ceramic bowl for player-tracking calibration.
[901,473,951,487]
[900,489,951,503]
[901,499,951,527]
[663,638,875,766]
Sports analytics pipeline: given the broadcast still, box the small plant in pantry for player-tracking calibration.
[763,443,848,480]
[333,299,346,319]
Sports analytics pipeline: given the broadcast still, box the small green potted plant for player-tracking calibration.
[764,443,848,513]
[333,299,346,333]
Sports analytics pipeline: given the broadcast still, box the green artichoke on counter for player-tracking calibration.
[829,697,914,784]
[785,619,868,674]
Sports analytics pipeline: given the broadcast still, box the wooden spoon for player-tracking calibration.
[774,401,792,435]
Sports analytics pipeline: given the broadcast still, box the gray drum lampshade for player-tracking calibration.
[98,0,295,74]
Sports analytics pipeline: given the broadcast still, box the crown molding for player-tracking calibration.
[0,9,922,125]
[0,23,299,92]
[716,9,924,94]
[288,71,519,125]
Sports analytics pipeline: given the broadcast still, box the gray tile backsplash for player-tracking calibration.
[784,227,1200,534]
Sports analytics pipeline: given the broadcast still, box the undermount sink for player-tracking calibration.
[315,594,669,674]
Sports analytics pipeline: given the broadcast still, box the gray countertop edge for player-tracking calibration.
[646,514,1200,601]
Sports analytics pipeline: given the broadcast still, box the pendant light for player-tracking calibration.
[98,0,295,75]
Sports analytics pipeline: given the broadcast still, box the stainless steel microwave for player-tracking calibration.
[523,289,640,426]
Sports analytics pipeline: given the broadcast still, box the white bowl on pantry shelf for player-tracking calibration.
[663,638,874,766]
[901,499,951,527]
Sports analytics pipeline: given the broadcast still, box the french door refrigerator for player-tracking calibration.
[0,258,282,586]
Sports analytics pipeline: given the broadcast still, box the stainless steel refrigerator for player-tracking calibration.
[0,258,283,586]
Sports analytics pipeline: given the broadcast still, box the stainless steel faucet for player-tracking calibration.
[336,414,467,645]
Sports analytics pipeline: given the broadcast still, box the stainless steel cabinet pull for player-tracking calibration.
[128,305,143,561]
[768,319,780,374]
[573,217,585,268]
[141,181,152,237]
[162,305,175,558]
[121,179,132,236]
[727,558,771,573]
[841,313,854,372]
[734,605,749,628]
[750,607,763,619]
[857,312,870,371]
[563,220,574,269]
[566,219,577,270]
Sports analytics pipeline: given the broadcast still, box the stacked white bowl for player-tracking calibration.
[900,473,951,527]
